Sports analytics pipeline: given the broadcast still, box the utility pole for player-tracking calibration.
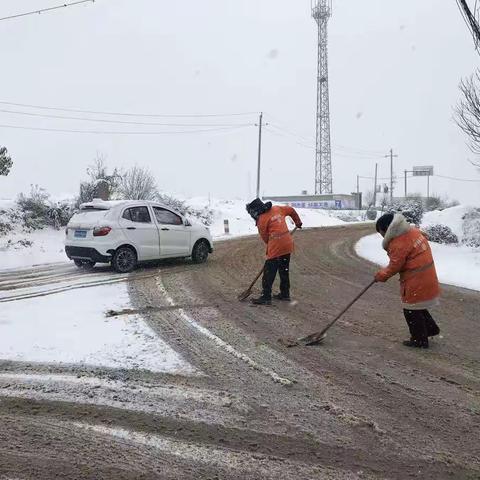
[356,174,360,209]
[373,163,378,207]
[404,170,408,197]
[384,148,398,204]
[256,112,263,199]
[427,173,430,201]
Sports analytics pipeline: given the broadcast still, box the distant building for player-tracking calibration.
[263,193,359,210]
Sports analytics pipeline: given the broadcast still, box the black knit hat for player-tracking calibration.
[246,198,272,221]
[376,213,394,233]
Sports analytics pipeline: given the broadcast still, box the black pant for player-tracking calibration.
[262,254,291,299]
[403,309,440,342]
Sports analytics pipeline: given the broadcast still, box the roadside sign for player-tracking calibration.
[413,166,434,176]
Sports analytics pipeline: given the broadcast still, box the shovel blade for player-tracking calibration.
[297,332,327,346]
[237,288,252,302]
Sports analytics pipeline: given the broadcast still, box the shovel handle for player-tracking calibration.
[315,279,376,338]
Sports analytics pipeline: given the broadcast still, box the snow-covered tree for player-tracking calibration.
[455,70,480,167]
[117,166,158,201]
[77,154,120,205]
[0,146,13,176]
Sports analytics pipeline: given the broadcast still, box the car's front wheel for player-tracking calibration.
[112,247,137,273]
[192,240,210,264]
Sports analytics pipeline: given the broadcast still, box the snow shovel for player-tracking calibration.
[237,227,298,302]
[280,280,376,347]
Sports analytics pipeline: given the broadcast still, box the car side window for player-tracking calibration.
[153,207,183,226]
[123,206,151,223]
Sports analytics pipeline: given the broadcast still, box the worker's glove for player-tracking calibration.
[374,271,388,283]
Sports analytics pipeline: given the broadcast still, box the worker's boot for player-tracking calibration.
[403,338,429,349]
[274,293,291,302]
[251,295,272,306]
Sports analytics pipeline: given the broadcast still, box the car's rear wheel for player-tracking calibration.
[192,240,210,264]
[112,247,137,273]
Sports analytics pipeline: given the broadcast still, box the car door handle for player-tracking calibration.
[127,227,136,230]
[161,227,170,231]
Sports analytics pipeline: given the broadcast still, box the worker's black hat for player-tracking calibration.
[246,198,272,221]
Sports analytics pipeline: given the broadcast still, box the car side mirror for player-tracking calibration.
[184,219,192,227]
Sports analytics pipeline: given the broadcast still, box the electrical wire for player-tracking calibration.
[0,108,252,128]
[265,115,385,158]
[0,0,95,22]
[0,123,252,136]
[264,127,386,160]
[434,173,480,183]
[0,101,258,119]
[263,126,316,150]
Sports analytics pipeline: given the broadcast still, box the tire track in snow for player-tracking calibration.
[156,277,293,386]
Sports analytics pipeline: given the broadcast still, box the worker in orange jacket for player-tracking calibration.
[375,213,441,348]
[246,198,302,305]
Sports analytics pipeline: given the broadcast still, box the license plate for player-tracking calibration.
[74,230,87,238]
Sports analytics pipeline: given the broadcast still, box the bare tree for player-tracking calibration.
[454,70,480,166]
[118,166,159,200]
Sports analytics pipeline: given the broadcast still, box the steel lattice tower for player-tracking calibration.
[312,0,333,194]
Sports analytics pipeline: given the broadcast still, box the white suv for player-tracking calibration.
[65,200,213,273]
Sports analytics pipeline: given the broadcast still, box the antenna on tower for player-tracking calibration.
[312,0,333,194]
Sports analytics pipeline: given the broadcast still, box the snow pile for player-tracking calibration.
[0,228,66,270]
[422,205,472,241]
[0,283,195,374]
[0,198,67,270]
[186,197,345,239]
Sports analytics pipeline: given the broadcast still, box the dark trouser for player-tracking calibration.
[403,309,440,343]
[262,254,291,299]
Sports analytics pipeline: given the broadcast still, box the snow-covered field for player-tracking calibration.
[356,205,480,293]
[0,282,195,374]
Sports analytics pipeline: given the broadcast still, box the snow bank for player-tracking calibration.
[0,283,195,374]
[356,234,480,293]
[186,197,344,239]
[422,205,473,241]
[0,228,67,270]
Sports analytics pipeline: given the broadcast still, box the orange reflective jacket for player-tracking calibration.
[376,214,440,306]
[257,206,302,260]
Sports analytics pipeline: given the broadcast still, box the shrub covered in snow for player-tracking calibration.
[424,224,459,245]
[17,185,74,231]
[462,208,480,248]
[389,197,424,226]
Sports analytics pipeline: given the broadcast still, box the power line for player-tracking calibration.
[265,123,384,158]
[0,108,251,128]
[264,127,386,160]
[0,123,252,136]
[0,101,258,119]
[0,0,95,22]
[434,173,480,183]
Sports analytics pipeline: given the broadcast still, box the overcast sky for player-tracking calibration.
[0,0,479,203]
